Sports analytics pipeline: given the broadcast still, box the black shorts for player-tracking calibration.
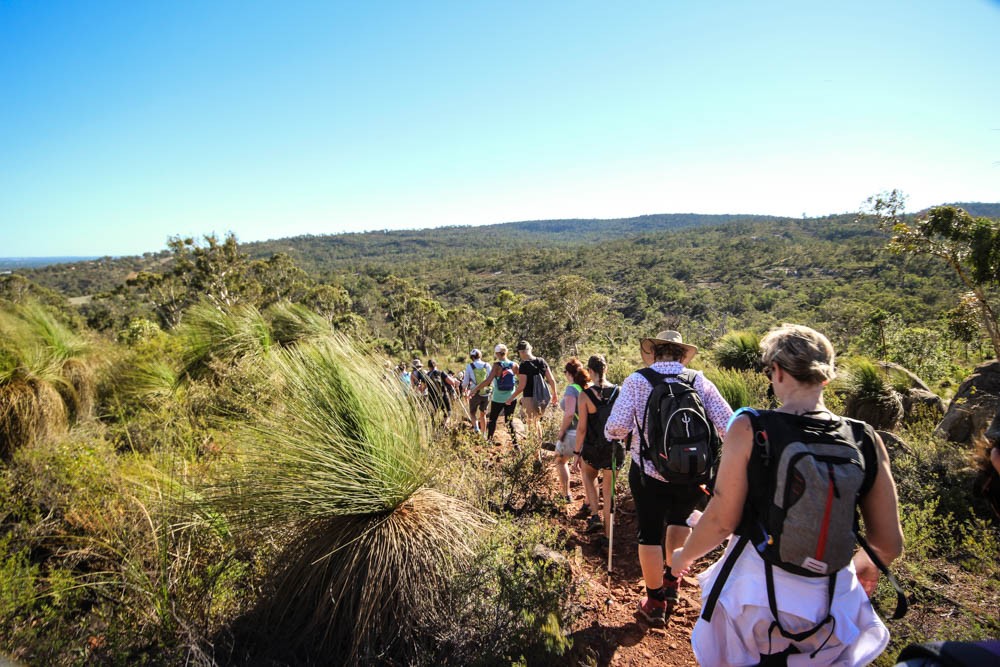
[628,462,707,545]
[580,439,626,471]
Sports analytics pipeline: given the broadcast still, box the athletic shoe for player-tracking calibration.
[593,534,609,553]
[574,503,591,518]
[540,441,556,451]
[637,596,666,626]
[585,514,604,533]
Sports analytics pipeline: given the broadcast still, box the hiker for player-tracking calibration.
[506,340,557,443]
[671,324,904,665]
[574,354,625,548]
[462,349,492,436]
[553,357,589,504]
[410,359,428,396]
[397,363,411,387]
[604,330,733,626]
[471,344,520,443]
[424,359,457,425]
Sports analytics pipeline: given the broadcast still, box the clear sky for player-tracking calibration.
[1,1,998,257]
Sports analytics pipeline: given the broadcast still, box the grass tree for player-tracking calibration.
[0,302,95,457]
[713,330,763,371]
[209,335,489,663]
[175,302,273,381]
[840,359,904,431]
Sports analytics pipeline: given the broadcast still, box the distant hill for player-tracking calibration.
[0,256,99,271]
[11,203,999,301]
[920,202,1000,218]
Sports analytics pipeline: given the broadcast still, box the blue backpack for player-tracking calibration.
[495,360,516,392]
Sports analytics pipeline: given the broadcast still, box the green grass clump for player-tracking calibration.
[713,330,762,371]
[265,301,331,347]
[704,367,769,411]
[209,335,489,664]
[176,302,273,380]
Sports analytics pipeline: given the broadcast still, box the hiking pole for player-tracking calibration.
[607,443,616,573]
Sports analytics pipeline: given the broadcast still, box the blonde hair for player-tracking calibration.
[760,324,836,385]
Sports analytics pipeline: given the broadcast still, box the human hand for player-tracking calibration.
[670,548,692,578]
[853,550,879,597]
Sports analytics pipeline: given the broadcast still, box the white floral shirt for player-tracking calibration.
[604,361,733,482]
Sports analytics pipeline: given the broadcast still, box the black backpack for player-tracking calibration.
[582,384,621,449]
[702,408,908,651]
[636,368,720,485]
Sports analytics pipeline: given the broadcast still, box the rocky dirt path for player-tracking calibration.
[545,454,703,666]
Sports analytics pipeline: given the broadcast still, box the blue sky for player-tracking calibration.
[2,1,998,257]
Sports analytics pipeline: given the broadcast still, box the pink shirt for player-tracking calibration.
[604,361,733,482]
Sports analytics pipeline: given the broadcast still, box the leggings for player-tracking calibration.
[487,400,517,440]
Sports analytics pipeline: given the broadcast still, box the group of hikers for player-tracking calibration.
[396,324,912,665]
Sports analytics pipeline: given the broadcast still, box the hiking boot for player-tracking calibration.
[593,534,609,553]
[541,440,556,451]
[637,596,666,627]
[574,503,592,518]
[663,576,680,603]
[585,514,604,533]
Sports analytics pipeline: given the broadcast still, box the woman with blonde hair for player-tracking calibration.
[672,324,904,665]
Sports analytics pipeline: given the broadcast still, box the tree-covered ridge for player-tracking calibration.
[17,204,995,299]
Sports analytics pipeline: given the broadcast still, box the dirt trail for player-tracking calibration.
[545,453,701,666]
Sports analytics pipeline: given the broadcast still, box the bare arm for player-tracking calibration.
[545,365,558,400]
[508,373,528,402]
[558,392,577,440]
[471,363,499,395]
[575,391,593,459]
[672,414,752,575]
[854,431,903,595]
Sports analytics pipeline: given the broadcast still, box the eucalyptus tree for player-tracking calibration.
[862,190,1000,357]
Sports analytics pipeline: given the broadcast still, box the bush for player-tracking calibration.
[713,330,762,371]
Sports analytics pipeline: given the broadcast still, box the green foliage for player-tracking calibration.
[205,336,489,663]
[704,368,768,411]
[176,302,273,381]
[839,359,904,430]
[713,330,762,371]
[422,517,574,666]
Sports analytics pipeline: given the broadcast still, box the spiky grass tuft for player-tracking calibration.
[210,335,489,662]
[176,303,273,380]
[0,302,89,455]
[840,359,904,430]
[713,330,762,371]
[266,301,331,347]
[704,367,769,410]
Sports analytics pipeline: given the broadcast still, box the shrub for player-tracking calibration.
[207,336,490,664]
[839,359,904,431]
[713,330,762,371]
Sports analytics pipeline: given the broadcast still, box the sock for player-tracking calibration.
[646,585,666,601]
[664,570,678,583]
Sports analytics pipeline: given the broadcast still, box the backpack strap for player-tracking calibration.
[701,534,750,622]
[765,560,837,648]
[857,533,909,620]
[634,369,669,483]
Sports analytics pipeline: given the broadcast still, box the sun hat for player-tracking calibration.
[640,330,698,364]
[494,344,507,354]
[470,348,481,358]
[411,358,423,369]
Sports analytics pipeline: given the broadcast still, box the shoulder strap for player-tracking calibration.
[583,386,602,405]
[702,535,750,622]
[636,367,667,385]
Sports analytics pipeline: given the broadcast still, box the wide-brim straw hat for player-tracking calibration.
[640,330,698,364]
